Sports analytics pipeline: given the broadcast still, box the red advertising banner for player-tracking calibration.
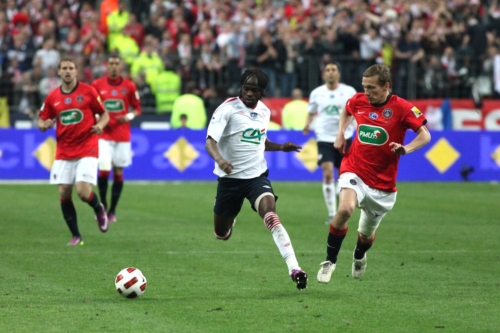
[262,98,500,130]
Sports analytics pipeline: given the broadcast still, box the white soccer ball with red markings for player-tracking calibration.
[115,267,147,298]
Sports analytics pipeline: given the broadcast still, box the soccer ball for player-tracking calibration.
[115,267,147,298]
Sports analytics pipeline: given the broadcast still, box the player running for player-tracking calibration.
[38,57,110,246]
[91,55,141,222]
[206,69,308,291]
[317,64,431,283]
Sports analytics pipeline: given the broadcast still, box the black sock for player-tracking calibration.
[108,180,123,214]
[61,198,80,237]
[86,192,103,214]
[354,233,375,260]
[326,225,348,264]
[97,176,108,209]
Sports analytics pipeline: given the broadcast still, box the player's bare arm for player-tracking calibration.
[37,117,55,132]
[91,111,110,134]
[389,125,431,155]
[334,107,354,154]
[117,110,141,124]
[206,136,233,174]
[265,139,302,152]
[303,113,315,135]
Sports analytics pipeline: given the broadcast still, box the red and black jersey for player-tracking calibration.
[342,93,427,192]
[91,76,141,142]
[40,82,105,160]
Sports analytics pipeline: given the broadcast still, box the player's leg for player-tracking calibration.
[97,139,112,210]
[107,141,132,221]
[107,166,124,222]
[321,161,336,223]
[213,179,243,240]
[352,188,397,279]
[58,184,82,245]
[318,172,362,283]
[75,157,108,232]
[51,160,82,245]
[250,177,307,290]
[318,142,336,223]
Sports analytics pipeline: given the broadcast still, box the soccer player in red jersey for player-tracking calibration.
[38,57,110,246]
[91,55,141,223]
[317,64,431,283]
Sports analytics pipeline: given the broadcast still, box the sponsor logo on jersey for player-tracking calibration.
[369,112,378,119]
[383,108,393,118]
[325,104,341,115]
[64,98,72,104]
[411,106,422,118]
[59,109,84,125]
[103,99,125,112]
[111,90,118,96]
[250,112,258,119]
[76,95,84,103]
[357,124,388,145]
[241,128,266,144]
[121,88,127,95]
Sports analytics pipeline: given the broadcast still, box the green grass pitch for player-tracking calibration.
[0,182,499,333]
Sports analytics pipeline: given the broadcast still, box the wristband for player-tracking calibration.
[125,113,135,121]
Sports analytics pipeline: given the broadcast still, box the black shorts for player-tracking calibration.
[317,139,353,168]
[214,170,277,217]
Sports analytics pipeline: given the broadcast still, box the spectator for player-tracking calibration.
[133,72,156,113]
[130,40,164,86]
[38,66,61,102]
[150,60,181,115]
[255,31,279,96]
[282,88,308,130]
[170,81,206,129]
[107,0,130,51]
[124,13,145,47]
[32,37,60,74]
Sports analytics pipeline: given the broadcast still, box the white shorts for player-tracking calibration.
[50,157,98,185]
[98,139,132,170]
[338,172,397,236]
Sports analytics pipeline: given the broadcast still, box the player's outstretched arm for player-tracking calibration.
[390,125,431,155]
[265,139,302,152]
[206,136,233,174]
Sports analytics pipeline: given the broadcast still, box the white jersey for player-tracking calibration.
[308,83,357,142]
[207,97,270,179]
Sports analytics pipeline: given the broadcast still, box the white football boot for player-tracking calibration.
[317,261,336,283]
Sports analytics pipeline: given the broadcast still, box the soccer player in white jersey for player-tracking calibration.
[303,62,357,224]
[205,69,308,291]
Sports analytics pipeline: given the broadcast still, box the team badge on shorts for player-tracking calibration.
[383,108,393,118]
[350,179,357,185]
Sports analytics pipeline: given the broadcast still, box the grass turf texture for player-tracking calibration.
[0,182,499,333]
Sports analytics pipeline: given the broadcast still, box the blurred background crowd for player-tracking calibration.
[1,0,500,122]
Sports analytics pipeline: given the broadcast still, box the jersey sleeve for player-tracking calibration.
[402,101,427,132]
[39,95,55,120]
[89,87,105,115]
[206,104,231,142]
[307,90,317,114]
[128,81,142,115]
[345,94,357,115]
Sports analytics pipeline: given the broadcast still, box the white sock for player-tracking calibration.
[322,182,336,216]
[263,212,300,274]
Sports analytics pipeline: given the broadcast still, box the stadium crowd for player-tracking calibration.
[1,0,500,121]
